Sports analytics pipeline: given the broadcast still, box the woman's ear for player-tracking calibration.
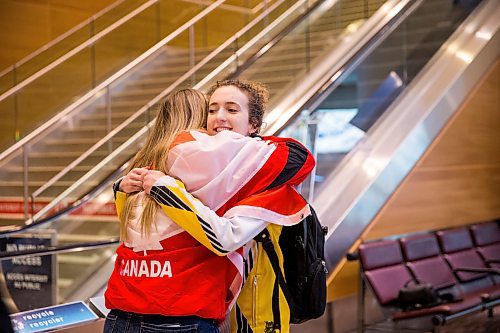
[248,123,258,136]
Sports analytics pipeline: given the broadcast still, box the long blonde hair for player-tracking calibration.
[119,88,208,241]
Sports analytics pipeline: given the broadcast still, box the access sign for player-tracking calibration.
[0,232,56,311]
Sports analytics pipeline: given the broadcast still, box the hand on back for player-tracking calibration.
[119,167,149,193]
[120,167,167,195]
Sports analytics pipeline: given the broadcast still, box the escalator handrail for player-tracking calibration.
[0,160,129,238]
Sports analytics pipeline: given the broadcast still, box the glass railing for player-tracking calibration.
[0,0,293,222]
[0,0,393,310]
[0,0,277,152]
[0,0,156,151]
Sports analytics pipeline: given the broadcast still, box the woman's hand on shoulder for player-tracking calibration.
[120,167,149,193]
[143,170,167,195]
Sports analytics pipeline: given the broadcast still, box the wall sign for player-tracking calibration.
[0,232,56,312]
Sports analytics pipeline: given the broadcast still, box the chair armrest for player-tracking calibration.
[485,258,500,264]
[453,267,500,276]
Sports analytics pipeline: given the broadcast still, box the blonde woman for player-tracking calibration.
[104,88,227,333]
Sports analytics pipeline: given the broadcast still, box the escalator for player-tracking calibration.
[0,0,296,216]
[0,0,498,326]
[304,0,497,275]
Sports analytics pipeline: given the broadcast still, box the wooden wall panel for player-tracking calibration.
[327,59,500,300]
[367,60,500,239]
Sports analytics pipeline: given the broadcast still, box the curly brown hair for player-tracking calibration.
[207,80,269,134]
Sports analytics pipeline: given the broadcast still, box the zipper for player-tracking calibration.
[252,275,257,327]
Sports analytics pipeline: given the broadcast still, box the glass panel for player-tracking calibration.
[0,95,17,151]
[93,5,158,83]
[196,0,319,90]
[2,0,294,155]
[0,0,209,149]
[15,49,93,143]
[11,28,91,88]
[92,0,151,33]
[0,70,15,94]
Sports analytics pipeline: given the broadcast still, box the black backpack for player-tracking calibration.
[254,206,328,326]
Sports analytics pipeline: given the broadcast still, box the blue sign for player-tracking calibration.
[10,301,98,333]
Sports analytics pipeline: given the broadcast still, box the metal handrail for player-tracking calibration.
[29,0,290,201]
[0,0,226,164]
[0,0,128,79]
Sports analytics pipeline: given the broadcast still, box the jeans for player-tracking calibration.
[103,309,220,333]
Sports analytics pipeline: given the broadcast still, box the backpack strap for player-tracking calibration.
[254,228,295,329]
[272,277,281,329]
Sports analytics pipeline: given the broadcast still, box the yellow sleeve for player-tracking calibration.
[149,176,267,256]
[114,191,127,218]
